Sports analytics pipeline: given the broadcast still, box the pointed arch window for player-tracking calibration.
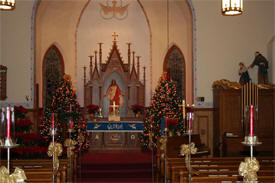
[43,45,64,107]
[164,46,185,98]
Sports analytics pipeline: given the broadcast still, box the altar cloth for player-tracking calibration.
[86,121,144,132]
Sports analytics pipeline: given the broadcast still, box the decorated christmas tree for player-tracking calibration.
[140,72,184,148]
[40,74,89,151]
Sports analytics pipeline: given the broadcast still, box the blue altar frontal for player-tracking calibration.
[86,120,144,152]
[86,121,144,132]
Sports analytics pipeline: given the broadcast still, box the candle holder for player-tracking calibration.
[0,138,19,177]
[49,128,57,136]
[186,129,192,135]
[242,135,262,146]
[239,135,261,182]
[68,128,74,133]
[98,108,103,118]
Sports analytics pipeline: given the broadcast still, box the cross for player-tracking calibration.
[179,100,186,119]
[112,32,119,41]
[112,101,119,115]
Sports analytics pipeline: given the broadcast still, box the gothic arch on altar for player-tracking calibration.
[84,37,145,117]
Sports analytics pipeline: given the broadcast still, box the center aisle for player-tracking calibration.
[78,151,153,183]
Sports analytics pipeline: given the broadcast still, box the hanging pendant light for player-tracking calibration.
[0,0,15,10]
[222,0,243,16]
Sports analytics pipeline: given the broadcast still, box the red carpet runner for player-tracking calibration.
[78,151,153,183]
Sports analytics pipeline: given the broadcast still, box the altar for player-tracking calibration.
[86,118,143,152]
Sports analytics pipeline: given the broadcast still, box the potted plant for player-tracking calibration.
[87,104,99,118]
[131,104,145,117]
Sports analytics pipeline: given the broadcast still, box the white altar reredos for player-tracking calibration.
[83,36,146,117]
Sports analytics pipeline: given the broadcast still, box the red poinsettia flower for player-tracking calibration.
[131,104,146,114]
[87,104,99,114]
[14,105,28,114]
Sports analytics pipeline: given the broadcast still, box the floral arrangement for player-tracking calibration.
[131,104,145,114]
[11,146,48,158]
[87,104,99,114]
[15,119,32,132]
[14,105,28,119]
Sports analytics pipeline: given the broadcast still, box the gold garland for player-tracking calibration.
[159,137,167,159]
[180,143,197,171]
[47,142,63,173]
[239,157,260,182]
[212,79,241,89]
[148,132,154,149]
[0,166,26,183]
[64,138,77,158]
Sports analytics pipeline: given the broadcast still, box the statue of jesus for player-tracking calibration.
[105,80,124,112]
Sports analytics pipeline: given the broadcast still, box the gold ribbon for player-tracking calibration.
[64,138,77,158]
[180,143,197,171]
[148,132,155,150]
[47,142,63,172]
[0,166,26,183]
[159,137,167,159]
[239,157,260,182]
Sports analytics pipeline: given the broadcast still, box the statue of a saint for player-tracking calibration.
[105,80,124,112]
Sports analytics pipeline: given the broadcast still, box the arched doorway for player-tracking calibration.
[163,45,186,99]
[43,45,64,107]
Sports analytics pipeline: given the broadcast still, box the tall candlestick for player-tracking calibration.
[1,107,5,124]
[69,104,73,129]
[1,107,4,139]
[182,100,186,119]
[188,113,192,131]
[6,106,10,139]
[51,113,55,130]
[69,119,73,129]
[250,105,254,136]
[11,106,14,123]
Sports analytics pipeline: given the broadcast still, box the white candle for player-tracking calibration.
[1,107,4,123]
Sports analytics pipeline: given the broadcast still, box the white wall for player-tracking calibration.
[140,0,194,104]
[272,1,275,83]
[193,0,274,106]
[76,0,150,106]
[0,0,34,107]
[0,0,273,108]
[0,11,2,65]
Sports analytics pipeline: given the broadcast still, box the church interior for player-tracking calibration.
[0,0,274,182]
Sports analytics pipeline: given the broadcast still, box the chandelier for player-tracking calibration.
[222,0,243,16]
[0,0,15,10]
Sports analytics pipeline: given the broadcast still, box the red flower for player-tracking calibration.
[14,105,28,114]
[167,119,178,125]
[15,119,32,127]
[131,104,145,114]
[87,104,99,114]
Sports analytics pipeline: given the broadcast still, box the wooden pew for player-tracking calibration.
[8,167,62,183]
[166,156,275,182]
[156,135,210,182]
[189,175,275,183]
[168,157,275,183]
[0,158,74,183]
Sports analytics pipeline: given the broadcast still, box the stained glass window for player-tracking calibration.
[43,46,63,107]
[165,46,185,98]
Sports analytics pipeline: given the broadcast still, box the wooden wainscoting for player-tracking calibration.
[194,108,214,157]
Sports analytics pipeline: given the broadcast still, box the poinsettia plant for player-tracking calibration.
[14,105,28,119]
[87,104,99,114]
[131,104,145,114]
